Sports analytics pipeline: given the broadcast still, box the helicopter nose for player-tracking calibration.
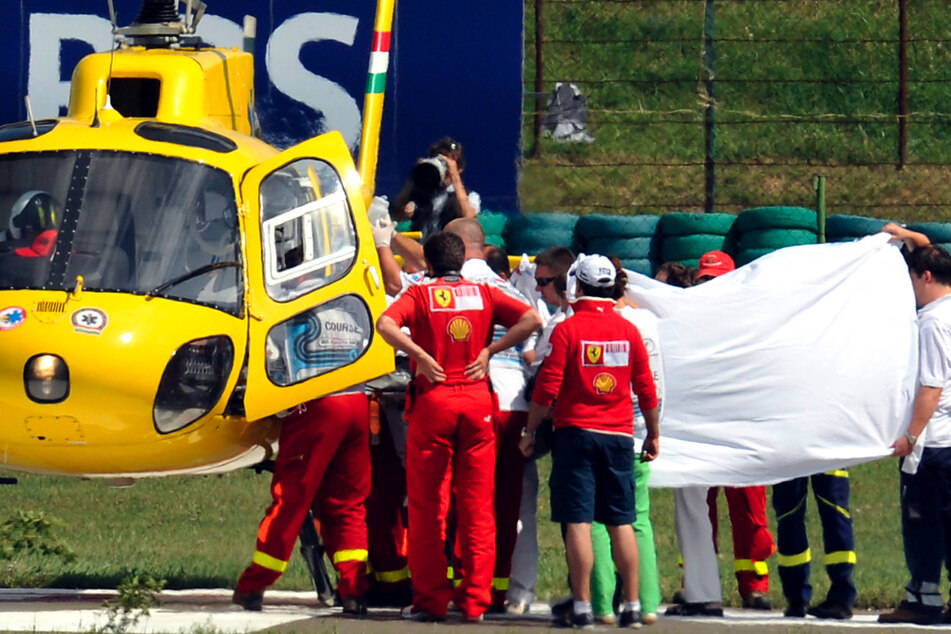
[24,354,70,403]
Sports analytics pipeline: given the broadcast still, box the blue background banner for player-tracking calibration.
[3,1,523,212]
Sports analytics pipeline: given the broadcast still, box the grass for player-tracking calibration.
[0,454,927,610]
[520,0,951,219]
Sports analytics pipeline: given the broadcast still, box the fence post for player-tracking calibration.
[532,0,545,158]
[897,0,908,170]
[814,175,826,243]
[703,0,716,212]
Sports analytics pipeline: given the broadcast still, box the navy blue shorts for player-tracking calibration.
[550,426,635,526]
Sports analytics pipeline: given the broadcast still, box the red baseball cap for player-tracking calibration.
[15,229,58,258]
[697,250,735,279]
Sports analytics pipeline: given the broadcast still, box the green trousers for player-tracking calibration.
[590,457,660,616]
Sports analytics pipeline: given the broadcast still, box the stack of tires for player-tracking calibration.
[907,222,951,253]
[477,211,508,249]
[824,214,889,243]
[575,214,659,276]
[656,212,736,269]
[503,212,579,256]
[733,206,818,266]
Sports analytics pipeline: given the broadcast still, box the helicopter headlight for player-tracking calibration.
[24,354,70,403]
[153,336,234,434]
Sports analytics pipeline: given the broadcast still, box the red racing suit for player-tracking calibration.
[707,486,775,596]
[236,391,371,600]
[381,274,532,619]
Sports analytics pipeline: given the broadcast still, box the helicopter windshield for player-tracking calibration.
[0,151,241,315]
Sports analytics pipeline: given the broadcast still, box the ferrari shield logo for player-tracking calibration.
[585,344,603,365]
[434,289,453,308]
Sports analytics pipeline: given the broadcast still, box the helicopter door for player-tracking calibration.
[241,132,393,421]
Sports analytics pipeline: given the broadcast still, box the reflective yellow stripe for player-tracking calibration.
[493,577,510,591]
[777,548,811,568]
[816,494,852,520]
[825,551,856,566]
[375,566,411,583]
[332,549,369,565]
[734,559,769,575]
[252,550,288,573]
[824,469,850,478]
[447,566,454,580]
[776,495,808,522]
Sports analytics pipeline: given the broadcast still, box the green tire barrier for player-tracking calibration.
[576,213,659,239]
[396,220,412,233]
[907,222,951,245]
[582,236,655,260]
[484,233,506,249]
[657,212,735,237]
[504,212,578,255]
[735,247,778,267]
[738,228,817,251]
[661,233,731,263]
[824,214,888,241]
[734,206,818,233]
[620,258,654,277]
[477,211,509,236]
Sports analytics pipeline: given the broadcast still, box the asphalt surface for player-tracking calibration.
[0,589,940,633]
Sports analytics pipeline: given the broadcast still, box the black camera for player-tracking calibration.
[410,156,448,190]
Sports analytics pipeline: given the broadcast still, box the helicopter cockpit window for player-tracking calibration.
[0,151,242,316]
[0,154,73,289]
[259,158,357,302]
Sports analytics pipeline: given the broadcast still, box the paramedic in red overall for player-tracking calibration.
[376,232,541,622]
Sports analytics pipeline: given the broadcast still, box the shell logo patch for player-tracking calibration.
[71,308,108,335]
[0,306,26,331]
[447,316,472,341]
[585,344,603,365]
[593,372,617,395]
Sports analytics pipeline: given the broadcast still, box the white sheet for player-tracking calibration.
[624,234,918,487]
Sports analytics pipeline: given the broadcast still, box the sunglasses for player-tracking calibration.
[535,276,556,287]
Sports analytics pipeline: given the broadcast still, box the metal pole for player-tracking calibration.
[814,174,826,243]
[357,0,397,204]
[898,0,908,170]
[533,0,545,158]
[703,0,716,212]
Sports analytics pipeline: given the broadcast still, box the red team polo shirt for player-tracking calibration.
[532,297,658,435]
[382,275,532,388]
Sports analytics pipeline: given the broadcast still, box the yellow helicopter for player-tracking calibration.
[0,0,396,480]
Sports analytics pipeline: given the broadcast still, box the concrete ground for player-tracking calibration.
[0,589,938,633]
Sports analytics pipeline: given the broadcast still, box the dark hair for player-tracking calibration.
[654,261,696,288]
[484,245,510,278]
[607,255,629,300]
[535,246,575,295]
[429,137,465,172]
[907,245,951,286]
[423,232,465,276]
[579,281,614,299]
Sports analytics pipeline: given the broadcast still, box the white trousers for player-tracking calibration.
[507,460,539,605]
[674,486,722,603]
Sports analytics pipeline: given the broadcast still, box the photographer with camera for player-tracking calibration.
[390,137,480,240]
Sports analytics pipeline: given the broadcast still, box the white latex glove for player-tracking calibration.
[368,195,395,248]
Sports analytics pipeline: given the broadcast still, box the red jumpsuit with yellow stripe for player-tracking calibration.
[382,275,532,619]
[236,391,371,600]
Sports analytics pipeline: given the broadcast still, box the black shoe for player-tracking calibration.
[671,589,686,605]
[232,588,263,611]
[878,601,940,625]
[618,609,642,628]
[665,601,723,617]
[808,599,852,620]
[741,591,772,610]
[571,611,595,629]
[784,600,808,617]
[340,596,367,616]
[551,596,573,626]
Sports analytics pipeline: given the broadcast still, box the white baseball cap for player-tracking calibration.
[576,254,616,287]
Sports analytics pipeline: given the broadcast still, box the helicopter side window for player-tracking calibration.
[259,159,357,303]
[0,153,74,290]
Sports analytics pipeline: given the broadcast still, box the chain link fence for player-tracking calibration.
[522,0,951,222]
